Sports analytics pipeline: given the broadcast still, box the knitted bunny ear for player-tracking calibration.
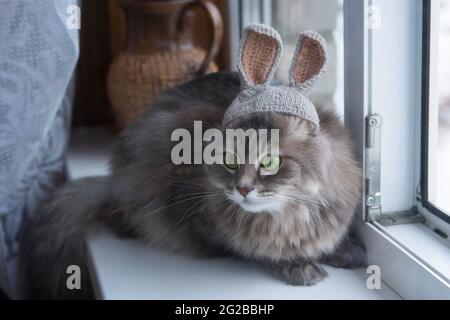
[238,24,282,87]
[289,31,328,93]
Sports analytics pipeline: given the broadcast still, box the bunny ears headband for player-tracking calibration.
[222,24,328,131]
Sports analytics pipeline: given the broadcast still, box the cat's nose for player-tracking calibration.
[237,186,254,198]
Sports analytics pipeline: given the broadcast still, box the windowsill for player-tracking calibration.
[358,220,450,299]
[66,126,114,180]
[86,230,399,300]
[383,222,450,283]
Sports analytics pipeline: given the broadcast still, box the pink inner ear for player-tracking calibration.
[292,37,325,84]
[242,32,277,85]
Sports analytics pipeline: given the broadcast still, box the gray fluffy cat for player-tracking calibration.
[22,27,365,300]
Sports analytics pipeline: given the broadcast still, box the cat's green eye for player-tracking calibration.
[224,152,238,170]
[260,155,281,172]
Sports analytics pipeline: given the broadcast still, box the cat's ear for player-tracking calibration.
[289,31,328,94]
[238,24,282,88]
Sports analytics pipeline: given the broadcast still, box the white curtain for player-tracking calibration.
[0,0,79,298]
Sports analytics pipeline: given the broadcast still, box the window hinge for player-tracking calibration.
[365,114,383,222]
[364,114,425,226]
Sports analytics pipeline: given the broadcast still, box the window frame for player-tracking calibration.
[420,0,450,224]
[347,0,450,298]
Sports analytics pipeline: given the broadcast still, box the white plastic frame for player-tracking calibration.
[345,0,450,298]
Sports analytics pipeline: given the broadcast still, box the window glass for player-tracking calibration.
[428,0,450,215]
[269,0,345,117]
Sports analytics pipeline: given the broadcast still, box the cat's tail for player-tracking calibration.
[21,177,111,300]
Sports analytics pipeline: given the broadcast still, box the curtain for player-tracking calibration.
[0,0,79,298]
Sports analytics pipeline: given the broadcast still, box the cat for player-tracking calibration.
[21,72,365,299]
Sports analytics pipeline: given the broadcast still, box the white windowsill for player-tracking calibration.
[86,230,399,300]
[66,127,114,180]
[358,220,450,299]
[383,222,450,284]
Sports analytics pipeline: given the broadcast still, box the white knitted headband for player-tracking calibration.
[222,24,328,131]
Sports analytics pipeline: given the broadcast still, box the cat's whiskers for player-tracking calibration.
[141,193,221,217]
[176,194,228,226]
[277,194,323,210]
[182,193,223,214]
[174,191,223,198]
[280,196,324,228]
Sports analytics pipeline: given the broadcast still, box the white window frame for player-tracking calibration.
[346,0,450,298]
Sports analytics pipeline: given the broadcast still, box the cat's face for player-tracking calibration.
[204,112,325,214]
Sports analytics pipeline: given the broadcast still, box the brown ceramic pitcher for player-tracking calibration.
[107,0,223,130]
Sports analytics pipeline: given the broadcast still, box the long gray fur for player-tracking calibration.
[21,72,365,299]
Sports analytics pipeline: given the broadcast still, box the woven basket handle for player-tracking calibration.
[177,0,223,76]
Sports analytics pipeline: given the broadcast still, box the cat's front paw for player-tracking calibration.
[268,260,327,286]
